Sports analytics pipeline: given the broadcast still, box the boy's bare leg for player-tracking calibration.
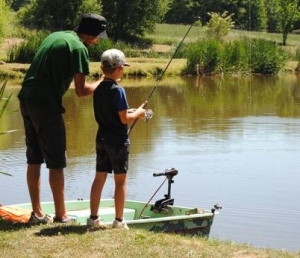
[114,173,127,219]
[49,168,66,219]
[27,164,43,217]
[90,172,107,216]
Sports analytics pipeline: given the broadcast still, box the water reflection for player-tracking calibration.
[1,75,300,252]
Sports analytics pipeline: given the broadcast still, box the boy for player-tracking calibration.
[87,49,146,229]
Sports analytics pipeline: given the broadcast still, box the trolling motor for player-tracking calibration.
[150,168,178,214]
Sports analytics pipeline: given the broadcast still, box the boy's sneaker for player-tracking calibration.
[112,219,129,230]
[86,217,107,228]
[28,212,53,224]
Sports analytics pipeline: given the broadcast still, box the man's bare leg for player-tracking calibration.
[49,168,67,219]
[27,164,43,217]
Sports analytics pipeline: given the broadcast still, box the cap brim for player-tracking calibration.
[98,30,108,39]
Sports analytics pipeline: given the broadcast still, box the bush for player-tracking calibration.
[88,39,114,62]
[0,1,12,43]
[220,38,250,74]
[250,39,287,74]
[184,38,288,75]
[6,30,172,63]
[206,11,235,40]
[185,39,222,75]
[6,30,47,63]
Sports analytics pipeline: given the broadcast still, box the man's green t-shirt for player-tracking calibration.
[18,31,90,113]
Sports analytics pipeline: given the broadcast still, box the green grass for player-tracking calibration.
[148,24,300,56]
[0,221,299,258]
[146,23,207,45]
[0,58,187,79]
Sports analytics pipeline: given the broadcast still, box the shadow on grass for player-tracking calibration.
[0,219,34,231]
[35,224,89,236]
[35,223,108,236]
[0,219,106,235]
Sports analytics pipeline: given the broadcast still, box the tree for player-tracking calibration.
[266,0,280,32]
[101,0,170,42]
[249,0,267,31]
[206,11,235,40]
[163,0,263,31]
[164,0,198,24]
[0,0,12,43]
[278,0,300,45]
[9,0,31,11]
[18,0,102,31]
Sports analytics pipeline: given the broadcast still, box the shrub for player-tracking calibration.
[220,38,251,74]
[250,39,287,74]
[0,1,12,43]
[184,38,288,75]
[6,30,47,63]
[185,39,222,75]
[206,11,235,40]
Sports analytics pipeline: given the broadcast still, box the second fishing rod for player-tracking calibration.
[127,18,199,135]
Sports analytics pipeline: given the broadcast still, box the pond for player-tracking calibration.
[1,75,300,252]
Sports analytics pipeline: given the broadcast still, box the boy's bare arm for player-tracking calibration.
[119,105,146,124]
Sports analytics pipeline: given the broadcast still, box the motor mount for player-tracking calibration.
[151,168,178,213]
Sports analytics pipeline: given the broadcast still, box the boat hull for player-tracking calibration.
[7,199,215,237]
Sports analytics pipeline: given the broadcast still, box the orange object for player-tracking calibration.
[0,204,31,223]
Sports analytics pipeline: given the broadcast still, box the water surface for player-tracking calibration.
[1,75,300,252]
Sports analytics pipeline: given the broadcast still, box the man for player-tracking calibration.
[18,13,107,223]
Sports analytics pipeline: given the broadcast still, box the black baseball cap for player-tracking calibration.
[75,13,107,38]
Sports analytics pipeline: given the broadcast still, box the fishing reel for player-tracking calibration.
[150,168,178,214]
[144,109,154,122]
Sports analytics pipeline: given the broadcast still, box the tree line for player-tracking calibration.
[1,0,300,45]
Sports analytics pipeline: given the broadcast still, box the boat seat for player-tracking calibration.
[67,207,135,224]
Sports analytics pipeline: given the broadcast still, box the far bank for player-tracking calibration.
[0,58,186,80]
[0,58,298,81]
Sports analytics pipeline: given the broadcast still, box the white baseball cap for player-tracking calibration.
[101,49,130,68]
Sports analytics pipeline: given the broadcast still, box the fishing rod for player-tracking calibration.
[127,17,200,135]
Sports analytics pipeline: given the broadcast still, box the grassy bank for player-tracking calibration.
[0,222,299,258]
[0,58,187,80]
[1,57,297,81]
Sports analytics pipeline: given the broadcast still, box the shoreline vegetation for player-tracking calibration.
[1,24,300,80]
[0,58,299,83]
[0,57,187,81]
[0,221,299,257]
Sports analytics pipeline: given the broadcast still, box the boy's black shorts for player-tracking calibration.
[96,142,129,174]
[19,100,66,169]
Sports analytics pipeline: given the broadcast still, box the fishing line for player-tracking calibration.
[138,177,167,219]
[128,17,200,135]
